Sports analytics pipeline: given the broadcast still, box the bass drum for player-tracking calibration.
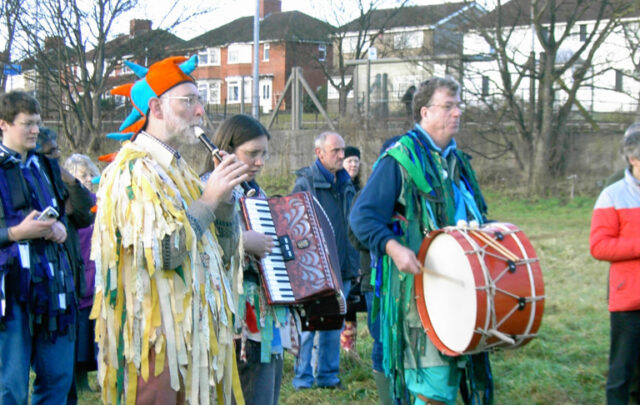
[414,222,544,356]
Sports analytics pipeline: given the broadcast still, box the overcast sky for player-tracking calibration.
[1,0,493,58]
[117,0,492,41]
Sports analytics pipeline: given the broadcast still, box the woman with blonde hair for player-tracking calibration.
[63,153,100,394]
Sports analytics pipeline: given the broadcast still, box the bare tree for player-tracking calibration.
[312,0,409,117]
[14,0,215,153]
[463,0,638,193]
[0,0,24,91]
[621,19,640,117]
[15,0,139,152]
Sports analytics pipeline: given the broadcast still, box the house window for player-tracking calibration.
[198,83,208,104]
[228,44,252,64]
[318,44,326,62]
[197,80,221,104]
[263,43,270,61]
[228,81,240,102]
[226,78,252,103]
[540,27,549,42]
[262,83,271,100]
[114,95,126,107]
[198,48,220,66]
[482,76,490,98]
[393,31,423,50]
[615,70,623,92]
[209,81,221,104]
[579,24,587,41]
[342,37,358,54]
[121,55,134,75]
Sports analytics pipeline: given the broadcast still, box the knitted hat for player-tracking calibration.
[344,146,360,159]
[108,55,198,140]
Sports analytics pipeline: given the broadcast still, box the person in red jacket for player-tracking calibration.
[590,122,640,405]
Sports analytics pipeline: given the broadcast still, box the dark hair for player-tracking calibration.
[622,121,640,166]
[213,114,271,152]
[0,91,41,124]
[37,127,58,149]
[412,77,460,122]
[203,114,271,174]
[344,145,360,159]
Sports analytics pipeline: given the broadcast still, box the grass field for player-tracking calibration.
[77,190,611,404]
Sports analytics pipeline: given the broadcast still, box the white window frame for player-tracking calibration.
[226,77,252,103]
[393,31,423,50]
[198,47,221,66]
[227,44,252,64]
[196,80,222,104]
[263,43,270,61]
[318,44,326,62]
[120,54,134,75]
[208,81,221,104]
[227,81,240,102]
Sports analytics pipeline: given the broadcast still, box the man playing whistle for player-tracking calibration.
[90,56,250,404]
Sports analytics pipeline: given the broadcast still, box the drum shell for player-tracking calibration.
[415,222,544,356]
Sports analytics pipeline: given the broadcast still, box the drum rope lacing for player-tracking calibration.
[458,225,545,353]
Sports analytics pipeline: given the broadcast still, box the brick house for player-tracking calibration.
[98,19,186,91]
[178,0,334,114]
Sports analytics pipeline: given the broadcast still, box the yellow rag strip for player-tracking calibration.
[231,339,245,405]
[126,361,137,405]
[91,141,244,404]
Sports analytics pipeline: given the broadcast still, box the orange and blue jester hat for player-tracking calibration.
[106,54,199,143]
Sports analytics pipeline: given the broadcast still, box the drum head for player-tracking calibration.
[423,232,477,353]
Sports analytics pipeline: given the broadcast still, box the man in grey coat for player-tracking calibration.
[291,131,359,390]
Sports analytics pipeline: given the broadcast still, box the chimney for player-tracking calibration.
[260,0,281,19]
[130,19,152,37]
[44,36,64,52]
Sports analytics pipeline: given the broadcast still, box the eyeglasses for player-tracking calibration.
[15,120,43,128]
[236,148,270,162]
[165,94,204,108]
[427,102,466,112]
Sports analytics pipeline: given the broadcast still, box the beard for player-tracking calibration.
[163,103,202,146]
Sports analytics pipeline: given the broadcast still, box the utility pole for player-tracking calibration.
[252,0,260,118]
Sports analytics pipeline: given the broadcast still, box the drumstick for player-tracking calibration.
[471,230,516,259]
[421,266,466,288]
[488,328,516,345]
[470,230,520,262]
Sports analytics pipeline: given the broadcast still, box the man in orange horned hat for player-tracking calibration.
[90,55,250,404]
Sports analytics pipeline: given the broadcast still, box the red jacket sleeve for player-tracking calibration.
[590,205,640,262]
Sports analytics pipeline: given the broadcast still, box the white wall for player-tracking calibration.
[463,19,640,113]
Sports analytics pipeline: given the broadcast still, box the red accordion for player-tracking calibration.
[239,191,346,330]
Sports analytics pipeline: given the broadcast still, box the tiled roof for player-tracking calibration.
[181,10,334,50]
[340,2,471,31]
[477,0,640,28]
[90,29,185,60]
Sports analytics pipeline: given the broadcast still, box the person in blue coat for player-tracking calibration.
[291,131,359,390]
[350,77,491,405]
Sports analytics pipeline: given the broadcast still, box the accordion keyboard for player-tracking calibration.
[243,198,296,303]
